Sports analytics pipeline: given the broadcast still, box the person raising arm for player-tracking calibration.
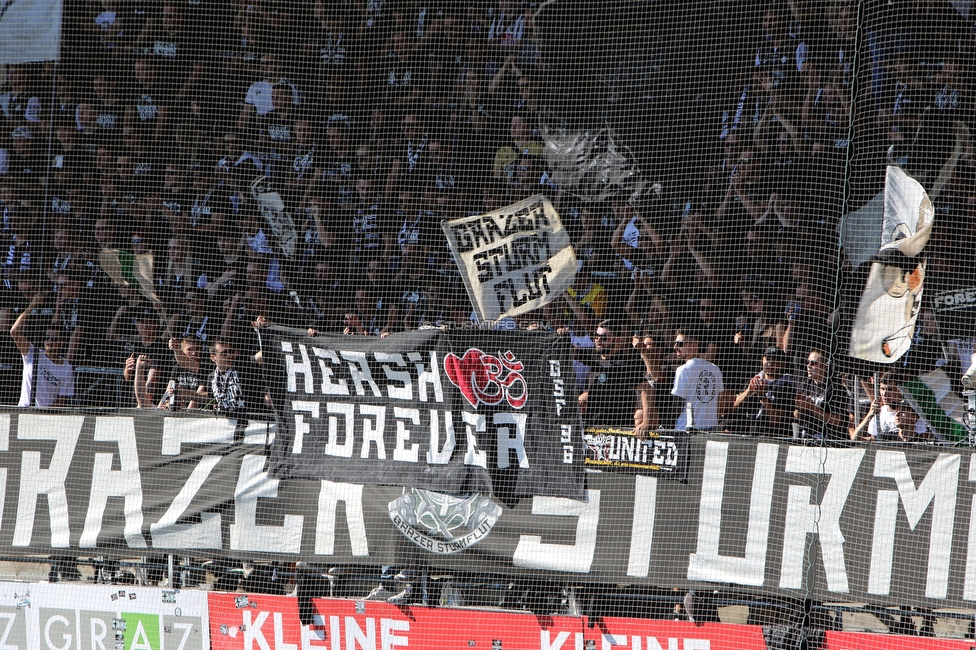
[11,292,74,408]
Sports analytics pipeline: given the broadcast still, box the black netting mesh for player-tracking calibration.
[0,0,974,645]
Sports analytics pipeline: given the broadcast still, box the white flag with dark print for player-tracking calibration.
[849,166,934,363]
[250,176,298,258]
[0,0,62,64]
[442,195,578,322]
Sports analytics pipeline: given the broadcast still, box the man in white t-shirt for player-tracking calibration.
[12,293,74,408]
[857,372,928,442]
[671,327,728,430]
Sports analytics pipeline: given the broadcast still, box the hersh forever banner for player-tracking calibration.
[264,328,584,501]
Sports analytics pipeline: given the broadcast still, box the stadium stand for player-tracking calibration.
[3,0,976,644]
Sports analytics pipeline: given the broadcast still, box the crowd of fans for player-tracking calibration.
[0,0,973,444]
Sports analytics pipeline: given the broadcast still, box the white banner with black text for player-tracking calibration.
[441,195,578,321]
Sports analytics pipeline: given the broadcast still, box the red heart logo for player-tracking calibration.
[444,348,503,408]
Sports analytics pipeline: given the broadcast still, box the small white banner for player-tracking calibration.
[442,195,578,321]
[0,0,62,64]
[250,176,297,258]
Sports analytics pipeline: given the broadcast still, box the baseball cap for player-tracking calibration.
[763,346,789,363]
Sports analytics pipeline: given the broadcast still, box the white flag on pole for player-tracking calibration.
[848,166,934,363]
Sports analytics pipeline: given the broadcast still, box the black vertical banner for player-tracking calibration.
[264,327,585,500]
[931,287,976,341]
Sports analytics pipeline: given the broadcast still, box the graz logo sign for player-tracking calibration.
[443,348,527,409]
[388,489,502,555]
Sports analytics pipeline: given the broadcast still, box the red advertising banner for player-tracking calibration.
[562,616,768,650]
[208,593,976,650]
[824,631,976,650]
[208,593,769,650]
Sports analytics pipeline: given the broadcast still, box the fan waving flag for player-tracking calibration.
[0,0,62,64]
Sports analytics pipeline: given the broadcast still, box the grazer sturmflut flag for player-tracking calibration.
[0,0,62,64]
[442,195,578,322]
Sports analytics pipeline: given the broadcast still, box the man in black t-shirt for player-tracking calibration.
[796,349,851,440]
[752,376,797,438]
[139,2,205,102]
[129,58,168,143]
[91,74,123,147]
[159,334,211,410]
[580,319,645,429]
[732,345,791,419]
[352,176,383,263]
[117,305,171,409]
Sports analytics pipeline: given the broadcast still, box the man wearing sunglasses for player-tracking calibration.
[579,319,644,429]
[732,346,791,424]
[672,327,727,430]
[796,349,851,440]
